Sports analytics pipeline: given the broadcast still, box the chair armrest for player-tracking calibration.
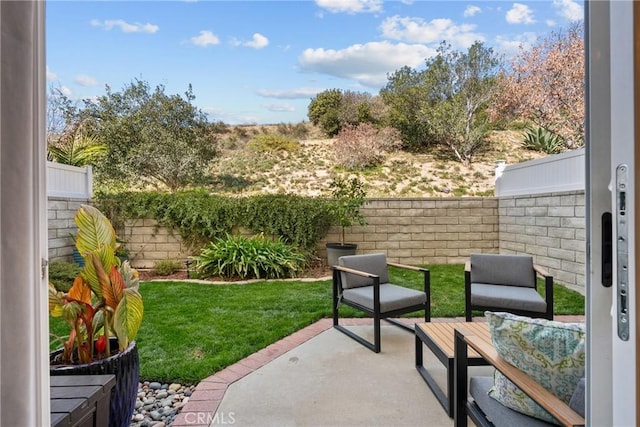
[332,265,379,279]
[464,334,585,427]
[533,264,551,278]
[533,264,554,319]
[386,261,428,272]
[386,262,430,321]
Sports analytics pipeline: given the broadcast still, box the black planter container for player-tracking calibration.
[50,338,139,427]
[326,242,357,267]
[72,247,85,267]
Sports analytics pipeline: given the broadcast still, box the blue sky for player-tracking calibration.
[46,0,584,125]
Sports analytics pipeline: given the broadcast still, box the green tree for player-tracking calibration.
[381,42,502,164]
[81,79,218,191]
[308,89,387,137]
[380,66,434,151]
[424,42,501,164]
[307,89,342,137]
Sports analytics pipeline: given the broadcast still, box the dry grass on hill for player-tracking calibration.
[210,126,546,198]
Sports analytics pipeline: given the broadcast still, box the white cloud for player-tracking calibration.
[546,19,557,27]
[74,74,100,87]
[553,0,583,22]
[262,103,295,113]
[380,16,484,49]
[257,87,325,99]
[243,33,269,49]
[298,41,435,88]
[59,86,73,99]
[315,0,383,14]
[90,19,158,34]
[506,3,535,25]
[190,30,220,47]
[464,5,481,18]
[494,32,539,58]
[46,66,58,81]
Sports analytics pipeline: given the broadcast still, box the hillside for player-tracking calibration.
[209,128,546,198]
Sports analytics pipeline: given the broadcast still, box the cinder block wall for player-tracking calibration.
[119,198,500,269]
[119,219,192,269]
[319,198,499,265]
[97,194,587,295]
[498,190,585,293]
[48,197,87,262]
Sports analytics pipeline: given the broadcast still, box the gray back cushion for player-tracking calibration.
[470,253,535,288]
[338,253,389,289]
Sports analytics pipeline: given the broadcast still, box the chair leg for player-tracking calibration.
[454,330,469,427]
[374,312,381,353]
[464,270,473,322]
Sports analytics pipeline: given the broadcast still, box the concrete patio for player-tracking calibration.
[171,316,584,427]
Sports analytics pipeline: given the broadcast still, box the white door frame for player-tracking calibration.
[586,1,637,425]
[0,2,50,426]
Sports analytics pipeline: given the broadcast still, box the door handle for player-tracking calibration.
[601,212,612,287]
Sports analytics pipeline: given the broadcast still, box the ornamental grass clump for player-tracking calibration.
[49,205,144,365]
[193,234,307,280]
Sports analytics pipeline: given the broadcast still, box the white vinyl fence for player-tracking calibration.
[495,148,585,197]
[47,161,92,199]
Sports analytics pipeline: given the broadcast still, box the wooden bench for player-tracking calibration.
[415,322,490,417]
[51,375,116,427]
[453,328,585,427]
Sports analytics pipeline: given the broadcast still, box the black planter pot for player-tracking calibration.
[326,242,357,267]
[50,338,139,427]
[72,247,85,267]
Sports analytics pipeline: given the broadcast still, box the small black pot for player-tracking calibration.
[326,242,357,267]
[50,338,139,427]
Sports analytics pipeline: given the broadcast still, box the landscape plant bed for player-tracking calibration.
[137,264,333,282]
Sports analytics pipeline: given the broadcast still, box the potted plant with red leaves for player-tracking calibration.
[49,205,144,427]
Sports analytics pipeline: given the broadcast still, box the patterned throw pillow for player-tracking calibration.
[485,311,586,424]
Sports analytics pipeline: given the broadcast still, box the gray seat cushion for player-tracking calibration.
[569,378,585,417]
[471,283,547,313]
[470,254,536,288]
[470,376,557,427]
[342,283,426,313]
[338,253,390,289]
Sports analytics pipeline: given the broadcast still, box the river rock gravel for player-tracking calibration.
[130,381,195,427]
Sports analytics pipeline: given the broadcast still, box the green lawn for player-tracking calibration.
[49,264,585,384]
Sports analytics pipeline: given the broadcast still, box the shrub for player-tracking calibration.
[522,126,564,154]
[153,259,183,276]
[193,234,307,280]
[243,194,334,251]
[248,134,300,152]
[48,261,83,292]
[333,123,401,169]
[276,122,309,139]
[95,191,333,252]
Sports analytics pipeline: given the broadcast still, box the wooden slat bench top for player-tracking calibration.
[416,322,490,359]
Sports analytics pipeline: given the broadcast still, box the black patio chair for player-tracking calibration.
[332,253,430,353]
[465,253,554,321]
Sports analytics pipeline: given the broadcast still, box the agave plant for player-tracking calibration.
[49,205,144,364]
[522,126,564,154]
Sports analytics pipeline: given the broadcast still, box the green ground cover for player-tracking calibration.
[49,264,585,384]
